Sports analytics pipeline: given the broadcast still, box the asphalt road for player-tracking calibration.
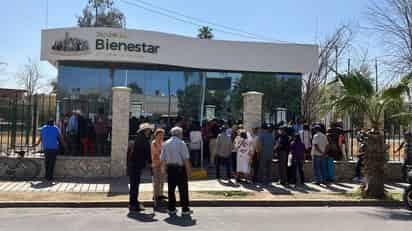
[0,207,411,231]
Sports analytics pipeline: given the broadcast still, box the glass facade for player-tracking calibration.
[56,62,302,156]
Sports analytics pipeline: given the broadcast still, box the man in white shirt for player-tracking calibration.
[311,125,328,185]
[161,126,192,216]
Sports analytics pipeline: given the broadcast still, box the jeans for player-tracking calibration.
[295,159,305,183]
[355,155,364,178]
[278,150,288,184]
[44,150,57,180]
[231,152,237,172]
[216,156,231,179]
[259,158,273,185]
[313,155,327,184]
[190,149,201,168]
[128,164,142,208]
[252,154,260,183]
[325,157,335,182]
[167,165,190,212]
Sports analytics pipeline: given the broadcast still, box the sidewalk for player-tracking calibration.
[0,178,409,208]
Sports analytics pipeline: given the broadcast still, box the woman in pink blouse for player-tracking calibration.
[151,128,166,204]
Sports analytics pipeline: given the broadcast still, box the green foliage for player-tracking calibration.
[329,72,412,129]
[198,26,214,39]
[177,84,202,120]
[77,0,125,28]
[127,83,143,94]
[231,73,301,120]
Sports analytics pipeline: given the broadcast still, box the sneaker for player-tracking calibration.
[129,204,145,212]
[182,210,193,216]
[168,209,177,216]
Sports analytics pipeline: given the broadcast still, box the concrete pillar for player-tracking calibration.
[242,91,264,132]
[110,87,131,177]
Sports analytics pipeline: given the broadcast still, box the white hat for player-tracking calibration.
[137,123,154,133]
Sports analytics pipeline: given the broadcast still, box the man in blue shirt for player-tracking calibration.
[36,119,65,181]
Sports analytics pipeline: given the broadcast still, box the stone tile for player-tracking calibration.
[0,182,12,191]
[88,184,97,193]
[72,183,82,193]
[4,182,19,192]
[80,183,90,193]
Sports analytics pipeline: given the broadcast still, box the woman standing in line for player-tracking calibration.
[234,130,252,182]
[151,128,167,206]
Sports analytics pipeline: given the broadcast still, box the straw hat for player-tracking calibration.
[137,123,154,133]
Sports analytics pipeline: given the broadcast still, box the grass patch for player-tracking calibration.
[341,189,402,201]
[201,191,250,198]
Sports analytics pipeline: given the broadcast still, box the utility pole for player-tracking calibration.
[167,77,171,127]
[347,58,351,74]
[45,0,48,29]
[375,58,378,91]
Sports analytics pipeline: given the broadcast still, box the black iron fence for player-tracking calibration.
[0,94,112,157]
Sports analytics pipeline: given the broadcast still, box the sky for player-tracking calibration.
[0,0,385,91]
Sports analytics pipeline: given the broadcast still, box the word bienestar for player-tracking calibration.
[96,39,160,54]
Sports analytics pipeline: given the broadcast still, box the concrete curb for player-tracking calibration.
[0,200,403,208]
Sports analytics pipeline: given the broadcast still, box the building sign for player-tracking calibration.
[49,31,159,57]
[41,27,318,73]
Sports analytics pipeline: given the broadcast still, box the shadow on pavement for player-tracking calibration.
[30,181,55,189]
[333,183,357,189]
[263,184,292,195]
[217,179,240,188]
[127,212,158,223]
[164,215,197,227]
[360,208,412,221]
[239,182,264,192]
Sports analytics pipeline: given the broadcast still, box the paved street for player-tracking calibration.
[0,207,410,231]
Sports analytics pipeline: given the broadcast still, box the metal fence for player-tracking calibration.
[0,94,112,157]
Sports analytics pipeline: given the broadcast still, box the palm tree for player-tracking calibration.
[198,26,214,39]
[330,72,412,198]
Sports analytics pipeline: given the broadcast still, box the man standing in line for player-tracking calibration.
[275,125,290,186]
[311,125,329,185]
[128,123,153,212]
[256,123,274,185]
[215,126,233,180]
[36,119,65,181]
[161,127,192,216]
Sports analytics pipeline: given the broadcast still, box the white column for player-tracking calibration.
[110,87,131,177]
[242,91,264,132]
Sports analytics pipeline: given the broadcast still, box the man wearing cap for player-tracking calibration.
[160,126,192,216]
[128,123,153,212]
[36,119,65,181]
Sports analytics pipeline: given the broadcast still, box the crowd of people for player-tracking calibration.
[194,119,348,186]
[56,108,111,156]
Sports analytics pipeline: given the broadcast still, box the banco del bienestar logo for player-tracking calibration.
[51,32,91,56]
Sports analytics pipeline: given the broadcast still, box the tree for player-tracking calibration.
[127,83,143,94]
[302,24,352,123]
[231,73,301,121]
[16,58,45,97]
[329,71,412,198]
[367,0,412,74]
[77,0,125,28]
[198,26,214,39]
